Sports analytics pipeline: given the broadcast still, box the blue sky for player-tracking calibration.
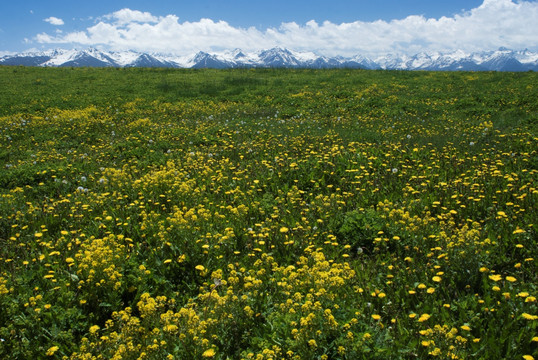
[1,0,537,55]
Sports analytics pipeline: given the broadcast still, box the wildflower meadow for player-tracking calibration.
[0,67,536,359]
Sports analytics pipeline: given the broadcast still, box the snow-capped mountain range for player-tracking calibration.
[1,47,537,71]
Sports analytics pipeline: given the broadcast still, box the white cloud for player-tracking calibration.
[44,17,65,26]
[35,0,538,56]
[102,8,159,25]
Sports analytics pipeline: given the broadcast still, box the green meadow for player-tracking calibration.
[0,66,536,359]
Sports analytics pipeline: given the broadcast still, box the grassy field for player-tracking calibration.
[0,66,536,359]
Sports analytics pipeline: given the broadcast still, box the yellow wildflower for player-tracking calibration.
[418,313,430,322]
[202,348,216,357]
[46,346,59,356]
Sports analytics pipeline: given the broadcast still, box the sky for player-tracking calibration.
[1,0,537,56]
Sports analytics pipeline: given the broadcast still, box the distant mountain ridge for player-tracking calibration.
[1,47,537,71]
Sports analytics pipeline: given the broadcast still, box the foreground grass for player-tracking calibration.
[0,67,536,359]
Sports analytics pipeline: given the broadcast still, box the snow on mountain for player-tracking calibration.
[1,47,537,71]
[188,51,234,69]
[1,54,52,66]
[0,50,15,57]
[220,48,259,65]
[374,53,406,70]
[472,49,520,71]
[516,49,538,66]
[41,49,85,66]
[106,50,141,67]
[126,54,176,68]
[289,49,319,63]
[347,55,378,69]
[257,48,302,67]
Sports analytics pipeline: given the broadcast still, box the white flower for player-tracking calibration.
[469,141,475,146]
[392,168,399,174]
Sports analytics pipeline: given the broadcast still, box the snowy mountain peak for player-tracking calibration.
[1,48,537,71]
[230,48,247,59]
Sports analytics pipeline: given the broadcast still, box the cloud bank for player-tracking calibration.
[44,17,65,26]
[35,1,538,56]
